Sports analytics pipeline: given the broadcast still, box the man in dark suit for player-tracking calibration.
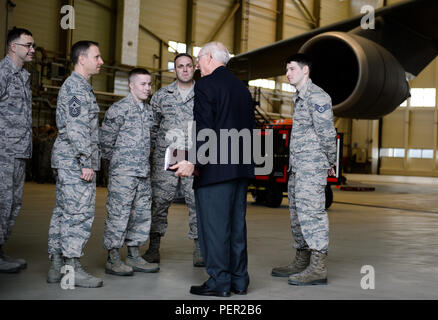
[171,42,254,297]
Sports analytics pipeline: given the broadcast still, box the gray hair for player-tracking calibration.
[201,42,230,65]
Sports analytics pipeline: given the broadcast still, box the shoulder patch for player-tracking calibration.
[69,96,82,117]
[315,104,330,114]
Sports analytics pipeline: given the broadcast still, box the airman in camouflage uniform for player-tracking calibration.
[142,53,204,267]
[100,68,159,276]
[47,41,104,288]
[0,28,35,273]
[272,54,337,286]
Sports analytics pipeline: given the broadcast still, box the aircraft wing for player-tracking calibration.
[227,0,438,118]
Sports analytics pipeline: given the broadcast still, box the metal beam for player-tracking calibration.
[139,23,179,54]
[297,0,316,25]
[249,1,312,25]
[290,0,316,29]
[59,0,74,59]
[249,2,279,14]
[1,0,9,56]
[276,0,285,41]
[207,1,240,43]
[233,0,243,54]
[106,0,117,92]
[284,13,316,25]
[313,0,321,28]
[85,0,114,12]
[158,40,163,89]
[185,0,197,55]
[273,0,285,114]
[108,0,117,64]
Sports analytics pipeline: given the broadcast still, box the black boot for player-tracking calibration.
[142,233,161,263]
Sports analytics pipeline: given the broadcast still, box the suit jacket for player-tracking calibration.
[193,66,255,189]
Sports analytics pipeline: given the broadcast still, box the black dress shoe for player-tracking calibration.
[231,288,247,295]
[190,283,230,297]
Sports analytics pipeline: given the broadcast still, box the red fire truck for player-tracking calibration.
[249,119,343,208]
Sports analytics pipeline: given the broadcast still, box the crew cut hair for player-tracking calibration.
[128,68,150,83]
[71,40,99,66]
[174,53,194,64]
[286,53,312,72]
[7,27,33,47]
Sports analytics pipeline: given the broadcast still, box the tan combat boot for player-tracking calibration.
[193,239,205,267]
[0,246,27,270]
[0,256,21,273]
[288,250,328,286]
[142,233,161,263]
[47,253,64,283]
[65,258,104,288]
[126,246,159,273]
[271,249,311,277]
[105,249,134,276]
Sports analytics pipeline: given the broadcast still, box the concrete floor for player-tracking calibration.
[1,174,438,300]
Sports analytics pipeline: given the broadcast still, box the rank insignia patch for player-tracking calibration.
[315,104,330,113]
[69,96,82,117]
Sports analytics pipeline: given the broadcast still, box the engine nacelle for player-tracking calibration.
[299,32,410,119]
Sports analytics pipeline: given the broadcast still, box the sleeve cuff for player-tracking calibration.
[79,155,91,169]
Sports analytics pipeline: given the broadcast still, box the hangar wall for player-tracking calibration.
[1,0,353,88]
[379,59,438,176]
[4,0,114,91]
[1,0,437,177]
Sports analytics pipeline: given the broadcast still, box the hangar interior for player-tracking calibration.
[1,0,438,178]
[1,0,438,300]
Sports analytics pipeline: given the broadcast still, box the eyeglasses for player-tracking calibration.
[196,53,208,63]
[15,43,36,50]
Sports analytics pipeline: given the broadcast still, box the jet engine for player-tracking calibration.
[298,31,409,118]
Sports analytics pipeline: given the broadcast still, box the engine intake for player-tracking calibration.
[299,32,409,119]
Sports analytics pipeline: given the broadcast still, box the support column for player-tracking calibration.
[433,60,438,174]
[115,0,140,67]
[273,0,285,114]
[108,0,117,66]
[106,0,118,92]
[370,119,380,174]
[403,108,410,171]
[275,0,285,41]
[59,0,74,60]
[112,0,140,96]
[158,40,163,89]
[0,0,7,56]
[233,0,247,55]
[313,0,321,29]
[185,0,197,55]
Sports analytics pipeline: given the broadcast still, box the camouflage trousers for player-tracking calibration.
[288,169,329,253]
[0,156,26,245]
[48,169,96,258]
[150,165,198,239]
[103,174,151,250]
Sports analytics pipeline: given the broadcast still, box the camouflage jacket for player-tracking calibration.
[51,71,100,170]
[0,55,32,159]
[149,81,194,166]
[289,78,337,172]
[100,93,153,177]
